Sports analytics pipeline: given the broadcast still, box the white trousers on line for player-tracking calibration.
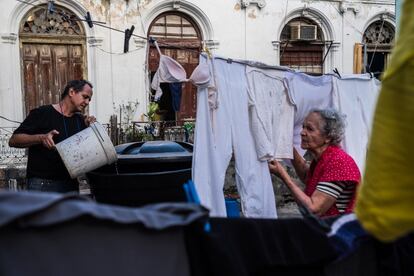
[192,58,277,218]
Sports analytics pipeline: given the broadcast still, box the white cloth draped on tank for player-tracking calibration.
[156,53,381,218]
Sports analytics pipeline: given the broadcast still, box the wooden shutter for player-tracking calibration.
[354,43,364,74]
[22,43,84,115]
[22,44,39,114]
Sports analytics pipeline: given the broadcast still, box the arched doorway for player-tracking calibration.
[148,12,202,121]
[280,17,324,75]
[19,4,87,115]
[362,20,395,78]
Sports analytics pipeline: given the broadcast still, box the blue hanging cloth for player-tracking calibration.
[169,83,182,112]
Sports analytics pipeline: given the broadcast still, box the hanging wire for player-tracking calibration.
[136,1,147,37]
[368,19,386,71]
[15,0,384,78]
[16,0,37,7]
[94,45,142,55]
[329,2,364,36]
[279,0,290,60]
[0,127,14,134]
[0,115,21,124]
[93,22,148,40]
[155,40,202,53]
[282,0,290,29]
[15,0,205,55]
[17,0,368,56]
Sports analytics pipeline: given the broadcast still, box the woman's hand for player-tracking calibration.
[268,160,287,178]
[84,115,96,126]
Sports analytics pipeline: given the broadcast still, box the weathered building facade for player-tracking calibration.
[0,0,395,125]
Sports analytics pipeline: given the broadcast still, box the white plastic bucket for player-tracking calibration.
[56,122,118,179]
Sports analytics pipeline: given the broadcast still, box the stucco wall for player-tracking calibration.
[0,0,395,124]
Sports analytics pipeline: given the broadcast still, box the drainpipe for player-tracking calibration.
[244,4,247,59]
[395,0,402,36]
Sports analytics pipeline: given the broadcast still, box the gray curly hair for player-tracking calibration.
[309,108,346,146]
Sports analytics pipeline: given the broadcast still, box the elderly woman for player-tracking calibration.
[269,108,361,217]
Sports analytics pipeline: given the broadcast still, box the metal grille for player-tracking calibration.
[20,5,84,36]
[0,129,27,165]
[105,120,196,145]
[280,46,323,74]
[363,21,395,45]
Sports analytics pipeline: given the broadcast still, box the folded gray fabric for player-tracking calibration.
[0,191,208,229]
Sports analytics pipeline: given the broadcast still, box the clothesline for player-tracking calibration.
[202,54,381,81]
[15,0,204,54]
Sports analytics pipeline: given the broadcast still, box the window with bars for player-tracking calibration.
[362,20,395,78]
[280,18,324,75]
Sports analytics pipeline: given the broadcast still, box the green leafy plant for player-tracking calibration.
[123,125,154,142]
[183,121,195,132]
[144,102,159,122]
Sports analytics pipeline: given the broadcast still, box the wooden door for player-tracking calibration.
[22,43,84,115]
[176,48,199,121]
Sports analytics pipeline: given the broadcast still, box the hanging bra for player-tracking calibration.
[151,41,211,101]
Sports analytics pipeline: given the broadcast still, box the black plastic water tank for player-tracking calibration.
[87,141,193,207]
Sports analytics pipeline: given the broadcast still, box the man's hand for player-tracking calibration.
[84,115,96,126]
[40,130,59,149]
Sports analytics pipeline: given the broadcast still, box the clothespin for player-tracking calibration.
[123,25,135,53]
[84,11,94,28]
[227,58,233,64]
[333,68,342,79]
[202,42,212,59]
[150,38,163,56]
[149,36,156,44]
[47,0,55,15]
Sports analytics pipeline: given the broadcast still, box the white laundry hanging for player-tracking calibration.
[150,41,210,101]
[284,72,334,156]
[192,56,277,218]
[245,66,295,161]
[332,74,381,173]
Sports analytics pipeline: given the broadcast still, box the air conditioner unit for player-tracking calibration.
[290,25,317,41]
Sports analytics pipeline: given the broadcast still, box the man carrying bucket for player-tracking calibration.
[9,80,96,193]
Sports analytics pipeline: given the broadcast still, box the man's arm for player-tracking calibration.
[9,130,59,149]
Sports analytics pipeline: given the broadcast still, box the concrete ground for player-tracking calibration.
[277,201,302,218]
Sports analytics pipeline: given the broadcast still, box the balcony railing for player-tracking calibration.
[0,128,27,165]
[0,119,196,165]
[105,119,196,145]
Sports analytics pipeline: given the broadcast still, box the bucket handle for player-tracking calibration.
[91,123,112,164]
[93,125,105,143]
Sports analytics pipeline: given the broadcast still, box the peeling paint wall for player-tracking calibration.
[83,0,109,22]
[0,0,395,124]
